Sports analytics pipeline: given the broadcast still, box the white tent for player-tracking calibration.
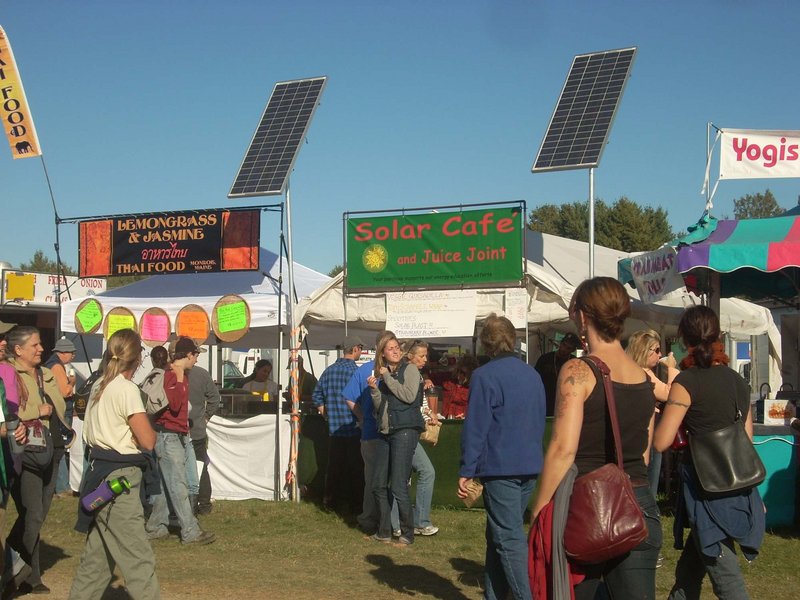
[296,261,575,347]
[60,247,331,349]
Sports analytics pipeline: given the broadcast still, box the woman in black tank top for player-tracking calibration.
[532,277,661,600]
[654,305,764,600]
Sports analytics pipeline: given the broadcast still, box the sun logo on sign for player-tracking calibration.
[362,244,388,273]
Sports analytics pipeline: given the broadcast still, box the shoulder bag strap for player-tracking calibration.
[35,368,51,406]
[581,355,624,469]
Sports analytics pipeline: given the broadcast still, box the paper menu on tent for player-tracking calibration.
[76,300,103,332]
[177,310,209,340]
[216,301,247,333]
[385,290,476,338]
[141,313,169,341]
[504,288,528,329]
[106,314,135,339]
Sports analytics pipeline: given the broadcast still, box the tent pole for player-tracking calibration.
[285,181,300,504]
[589,168,595,278]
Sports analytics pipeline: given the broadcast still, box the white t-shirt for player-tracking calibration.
[84,374,146,455]
[242,379,279,399]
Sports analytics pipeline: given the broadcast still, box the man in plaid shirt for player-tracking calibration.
[313,336,365,513]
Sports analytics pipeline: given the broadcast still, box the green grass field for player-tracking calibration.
[15,497,800,599]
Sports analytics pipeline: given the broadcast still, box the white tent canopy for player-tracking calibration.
[60,247,331,348]
[296,261,575,347]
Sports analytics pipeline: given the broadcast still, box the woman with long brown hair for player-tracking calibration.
[70,328,159,599]
[4,326,67,595]
[654,306,764,599]
[532,277,661,599]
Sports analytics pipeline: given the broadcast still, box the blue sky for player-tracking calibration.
[2,1,799,276]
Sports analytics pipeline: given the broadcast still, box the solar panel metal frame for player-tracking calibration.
[228,76,327,198]
[532,47,636,173]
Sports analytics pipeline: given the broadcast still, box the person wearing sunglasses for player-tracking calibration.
[626,330,679,525]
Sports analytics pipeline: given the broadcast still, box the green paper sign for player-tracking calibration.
[76,300,102,332]
[216,301,248,333]
[346,206,523,290]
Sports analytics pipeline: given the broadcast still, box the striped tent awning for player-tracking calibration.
[676,215,800,300]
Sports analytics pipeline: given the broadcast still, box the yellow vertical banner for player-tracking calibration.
[0,26,41,159]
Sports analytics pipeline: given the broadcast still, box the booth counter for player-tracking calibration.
[753,424,798,527]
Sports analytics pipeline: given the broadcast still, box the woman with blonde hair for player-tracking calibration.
[626,329,679,498]
[69,328,159,599]
[532,278,661,599]
[368,332,425,544]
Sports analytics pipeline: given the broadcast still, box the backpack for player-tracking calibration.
[73,369,102,419]
[139,368,169,416]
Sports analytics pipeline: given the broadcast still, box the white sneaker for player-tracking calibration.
[414,525,439,536]
[392,529,401,538]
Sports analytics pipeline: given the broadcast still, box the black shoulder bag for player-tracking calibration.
[689,383,766,496]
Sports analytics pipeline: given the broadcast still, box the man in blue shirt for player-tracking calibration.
[313,335,364,513]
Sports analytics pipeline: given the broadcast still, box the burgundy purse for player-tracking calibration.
[563,356,648,564]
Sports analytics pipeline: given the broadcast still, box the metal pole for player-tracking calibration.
[589,168,595,278]
[285,182,300,503]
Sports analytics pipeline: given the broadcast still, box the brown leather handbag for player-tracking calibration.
[563,356,648,564]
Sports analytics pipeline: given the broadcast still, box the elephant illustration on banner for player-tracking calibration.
[14,140,33,154]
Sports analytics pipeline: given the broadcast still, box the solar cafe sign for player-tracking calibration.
[345,205,523,291]
[78,208,260,277]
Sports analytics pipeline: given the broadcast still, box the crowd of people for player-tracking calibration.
[0,277,771,598]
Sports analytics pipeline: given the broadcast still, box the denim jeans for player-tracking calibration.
[358,439,381,533]
[146,432,202,543]
[575,484,662,600]
[370,436,393,539]
[391,441,435,530]
[481,476,536,600]
[647,447,663,499]
[388,428,418,542]
[192,437,212,509]
[668,532,751,600]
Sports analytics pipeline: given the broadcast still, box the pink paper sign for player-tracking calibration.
[141,313,169,342]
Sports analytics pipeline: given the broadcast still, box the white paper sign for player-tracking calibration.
[385,290,477,338]
[630,247,686,304]
[504,288,528,329]
[720,129,800,180]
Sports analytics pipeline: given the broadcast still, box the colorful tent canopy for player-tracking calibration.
[675,214,800,300]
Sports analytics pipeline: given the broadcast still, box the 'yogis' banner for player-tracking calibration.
[78,208,260,277]
[0,26,41,159]
[346,206,523,290]
[719,129,800,180]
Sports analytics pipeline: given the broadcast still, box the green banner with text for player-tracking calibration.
[346,206,523,290]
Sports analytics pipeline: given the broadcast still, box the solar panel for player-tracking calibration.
[229,76,327,197]
[532,48,636,173]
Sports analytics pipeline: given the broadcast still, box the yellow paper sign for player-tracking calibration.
[106,314,135,339]
[5,272,35,301]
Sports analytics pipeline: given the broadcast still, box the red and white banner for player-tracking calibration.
[0,26,41,159]
[720,129,800,180]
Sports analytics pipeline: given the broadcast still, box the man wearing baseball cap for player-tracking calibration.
[312,336,364,513]
[145,337,215,545]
